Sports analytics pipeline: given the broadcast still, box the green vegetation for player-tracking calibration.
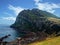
[11,8,60,35]
[29,36,60,45]
[9,8,60,45]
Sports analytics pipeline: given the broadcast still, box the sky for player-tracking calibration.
[0,0,60,25]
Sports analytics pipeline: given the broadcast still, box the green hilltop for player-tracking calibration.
[11,8,60,35]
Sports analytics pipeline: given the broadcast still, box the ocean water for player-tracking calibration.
[0,24,20,42]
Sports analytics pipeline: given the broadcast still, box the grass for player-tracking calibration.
[47,17,60,24]
[29,36,60,45]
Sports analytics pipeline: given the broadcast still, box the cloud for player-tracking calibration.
[3,12,16,21]
[34,0,60,13]
[34,0,40,3]
[2,5,25,21]
[4,12,13,16]
[8,4,24,15]
[1,17,16,21]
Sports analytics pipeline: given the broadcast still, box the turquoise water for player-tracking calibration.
[0,24,20,42]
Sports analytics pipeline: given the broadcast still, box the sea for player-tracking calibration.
[0,24,21,42]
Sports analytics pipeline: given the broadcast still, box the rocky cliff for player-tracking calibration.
[11,9,60,35]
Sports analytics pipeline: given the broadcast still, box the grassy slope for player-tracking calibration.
[29,36,60,45]
[47,17,60,24]
[29,17,60,45]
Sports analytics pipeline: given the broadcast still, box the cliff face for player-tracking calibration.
[11,9,60,34]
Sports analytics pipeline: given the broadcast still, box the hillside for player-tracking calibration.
[29,36,60,45]
[11,9,60,35]
[48,17,60,24]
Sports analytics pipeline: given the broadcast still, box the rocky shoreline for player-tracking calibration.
[0,31,48,45]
